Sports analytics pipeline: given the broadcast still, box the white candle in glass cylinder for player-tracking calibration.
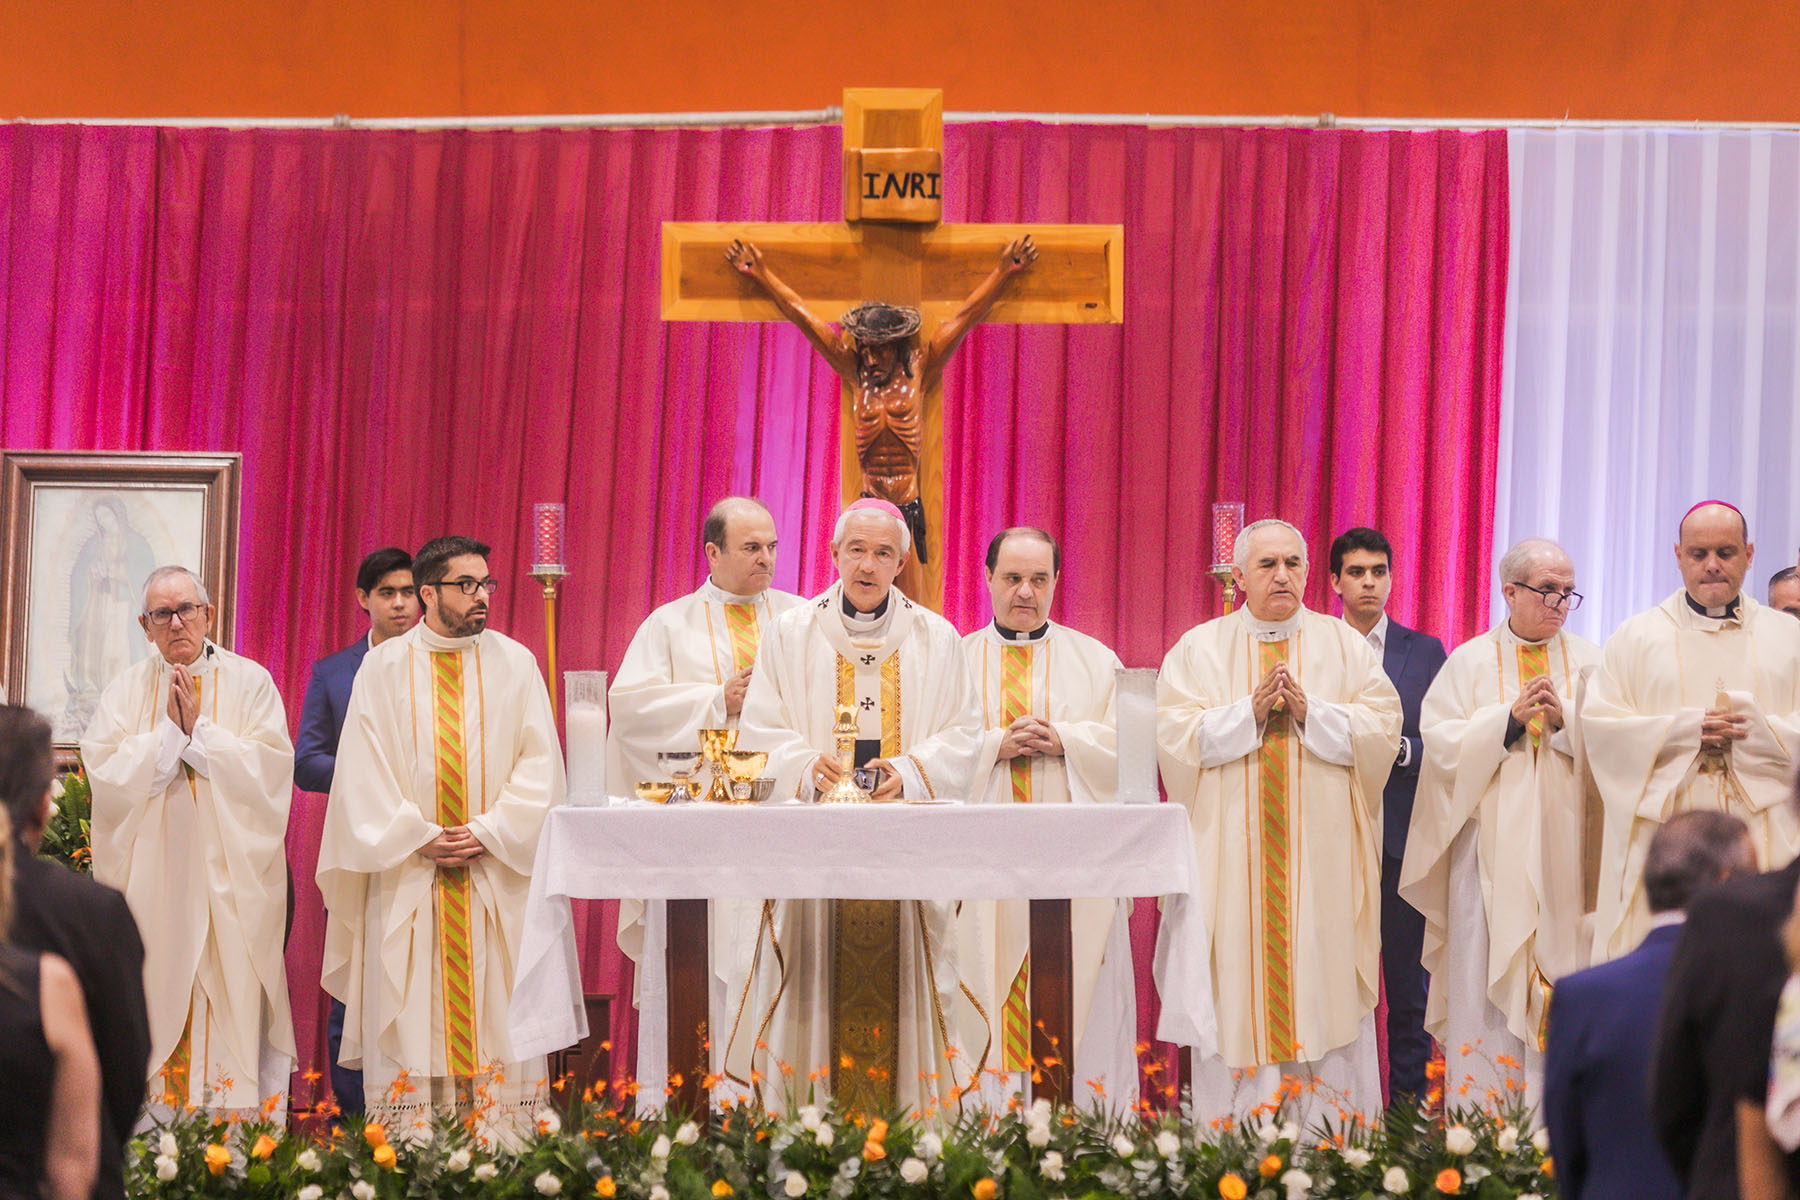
[1115,667,1159,804]
[565,701,608,806]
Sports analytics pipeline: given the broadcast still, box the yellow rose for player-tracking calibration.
[1258,1154,1282,1179]
[251,1134,278,1160]
[204,1144,231,1176]
[711,1181,735,1198]
[1218,1174,1248,1200]
[596,1180,617,1198]
[364,1123,388,1150]
[374,1145,397,1170]
[973,1179,998,1200]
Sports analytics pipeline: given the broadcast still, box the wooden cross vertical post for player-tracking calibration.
[661,87,1123,610]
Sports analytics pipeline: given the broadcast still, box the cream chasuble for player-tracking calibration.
[1157,607,1399,1118]
[1398,623,1600,1102]
[956,620,1137,1107]
[1585,591,1800,959]
[317,622,565,1139]
[82,642,295,1112]
[738,583,984,1113]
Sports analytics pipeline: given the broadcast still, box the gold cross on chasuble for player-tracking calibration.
[723,603,761,673]
[1516,643,1550,748]
[1256,638,1298,1064]
[660,87,1124,609]
[430,650,481,1078]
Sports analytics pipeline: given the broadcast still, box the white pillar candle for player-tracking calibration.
[565,698,609,807]
[1115,667,1159,805]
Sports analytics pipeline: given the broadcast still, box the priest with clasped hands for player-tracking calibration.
[1585,501,1800,959]
[1156,518,1401,1120]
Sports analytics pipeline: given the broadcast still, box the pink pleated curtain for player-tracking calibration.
[0,120,1506,1100]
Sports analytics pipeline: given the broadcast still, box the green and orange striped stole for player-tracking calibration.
[1257,637,1298,1063]
[430,649,480,1078]
[723,603,760,673]
[999,642,1035,1070]
[1516,643,1550,749]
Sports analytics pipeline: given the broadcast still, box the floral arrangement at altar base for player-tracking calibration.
[41,761,93,874]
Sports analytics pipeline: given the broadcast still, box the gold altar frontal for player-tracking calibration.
[831,899,902,1111]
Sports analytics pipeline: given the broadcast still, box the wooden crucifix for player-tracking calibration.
[661,87,1124,609]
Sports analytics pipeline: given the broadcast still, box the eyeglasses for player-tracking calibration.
[427,578,499,597]
[143,603,208,627]
[1512,582,1584,611]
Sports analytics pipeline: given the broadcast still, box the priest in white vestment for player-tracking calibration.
[956,526,1136,1109]
[739,498,984,1113]
[317,536,565,1138]
[1400,539,1600,1104]
[1157,520,1401,1121]
[607,498,804,1096]
[82,565,294,1114]
[1586,502,1800,960]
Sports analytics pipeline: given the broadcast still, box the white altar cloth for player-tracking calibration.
[508,802,1218,1085]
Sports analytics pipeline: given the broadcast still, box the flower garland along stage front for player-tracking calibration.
[126,1086,1557,1200]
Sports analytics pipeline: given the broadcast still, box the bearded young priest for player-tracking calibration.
[737,498,984,1111]
[1156,519,1401,1121]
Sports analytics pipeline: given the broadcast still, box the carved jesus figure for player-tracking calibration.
[725,235,1038,563]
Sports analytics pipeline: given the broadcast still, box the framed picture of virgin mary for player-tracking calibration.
[1,451,241,754]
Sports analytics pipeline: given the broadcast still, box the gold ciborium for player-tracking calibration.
[633,781,676,805]
[657,751,704,803]
[721,750,770,802]
[698,728,739,803]
[820,703,876,804]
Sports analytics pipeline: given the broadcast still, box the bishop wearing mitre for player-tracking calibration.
[958,526,1136,1107]
[82,565,295,1114]
[1157,519,1400,1118]
[1586,502,1800,959]
[1399,538,1600,1102]
[739,498,983,1112]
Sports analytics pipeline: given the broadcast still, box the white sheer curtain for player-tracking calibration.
[1495,129,1800,644]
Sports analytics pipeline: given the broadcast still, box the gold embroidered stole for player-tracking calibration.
[999,642,1035,1070]
[1256,637,1298,1063]
[430,649,481,1077]
[1516,642,1550,749]
[724,602,760,672]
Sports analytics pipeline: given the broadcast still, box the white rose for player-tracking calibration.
[1532,1127,1550,1154]
[1445,1124,1477,1156]
[651,1135,672,1160]
[917,1132,943,1161]
[676,1121,700,1146]
[1279,1121,1298,1143]
[814,1124,834,1148]
[1256,1120,1281,1145]
[537,1109,562,1137]
[297,1149,322,1172]
[899,1157,927,1184]
[352,1183,377,1200]
[1520,1194,1543,1200]
[1155,1130,1181,1159]
[1026,1124,1051,1147]
[784,1171,808,1197]
[1465,1164,1490,1184]
[51,776,64,799]
[1341,1148,1371,1169]
[1039,1151,1065,1181]
[650,1188,671,1200]
[298,1187,323,1200]
[799,1105,822,1130]
[1496,1125,1519,1153]
[535,1171,563,1196]
[1281,1168,1312,1200]
[159,1132,179,1158]
[475,1163,499,1181]
[447,1148,472,1171]
[1383,1166,1409,1192]
[154,1155,178,1182]
[1029,1098,1052,1122]
[1110,1133,1136,1157]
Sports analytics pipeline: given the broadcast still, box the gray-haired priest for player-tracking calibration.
[1156,518,1400,1120]
[739,497,983,1113]
[958,526,1136,1107]
[81,565,295,1115]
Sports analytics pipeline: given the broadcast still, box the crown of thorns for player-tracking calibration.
[841,302,922,344]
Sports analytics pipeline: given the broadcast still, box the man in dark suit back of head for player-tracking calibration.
[1329,526,1449,1105]
[1,704,150,1200]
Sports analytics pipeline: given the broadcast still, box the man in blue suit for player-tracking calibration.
[295,546,417,1114]
[1546,810,1755,1200]
[1329,527,1447,1105]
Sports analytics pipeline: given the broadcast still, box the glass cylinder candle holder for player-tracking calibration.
[1211,501,1245,572]
[564,670,608,806]
[532,502,568,575]
[1114,667,1159,804]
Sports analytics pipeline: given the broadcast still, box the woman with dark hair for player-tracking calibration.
[0,806,101,1200]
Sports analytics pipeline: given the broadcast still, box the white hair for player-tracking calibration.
[1497,537,1570,584]
[1233,519,1308,569]
[141,565,210,611]
[832,506,911,554]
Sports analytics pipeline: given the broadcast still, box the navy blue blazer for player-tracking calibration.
[1379,618,1447,860]
[295,634,371,794]
[1544,923,1684,1200]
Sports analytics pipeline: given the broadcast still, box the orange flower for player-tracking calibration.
[250,1134,277,1160]
[596,1179,617,1198]
[204,1144,231,1176]
[1436,1167,1461,1193]
[972,1180,998,1200]
[1218,1174,1248,1200]
[364,1123,388,1150]
[374,1144,397,1170]
[861,1141,887,1162]
[1542,1156,1555,1178]
[711,1181,734,1197]
[1258,1154,1282,1178]
[868,1119,889,1144]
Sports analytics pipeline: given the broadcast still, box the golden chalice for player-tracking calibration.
[698,727,739,802]
[657,751,704,803]
[721,750,770,802]
[633,781,676,805]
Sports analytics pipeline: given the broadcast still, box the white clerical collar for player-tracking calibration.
[993,618,1051,643]
[168,640,221,675]
[417,622,481,652]
[1684,591,1745,624]
[1499,620,1557,648]
[702,578,764,605]
[1363,612,1390,652]
[840,589,894,638]
[1239,608,1303,641]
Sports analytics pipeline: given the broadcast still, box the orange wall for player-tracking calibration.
[2,0,1793,122]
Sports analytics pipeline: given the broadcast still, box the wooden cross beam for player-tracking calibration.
[662,87,1123,608]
